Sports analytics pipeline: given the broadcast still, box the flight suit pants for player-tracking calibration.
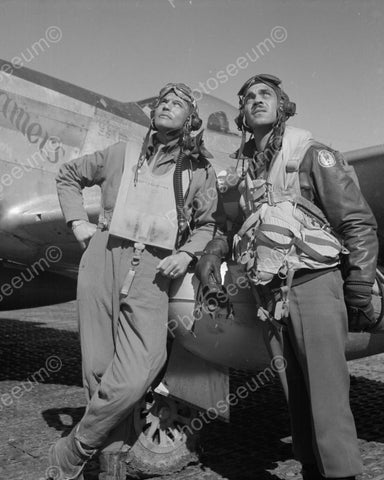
[263,270,363,478]
[73,229,171,450]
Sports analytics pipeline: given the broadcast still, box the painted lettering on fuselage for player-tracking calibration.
[0,89,64,163]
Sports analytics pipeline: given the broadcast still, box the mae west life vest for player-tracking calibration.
[233,126,346,285]
[109,140,189,250]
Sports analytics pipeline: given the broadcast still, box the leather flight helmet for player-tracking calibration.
[235,74,296,132]
[151,82,202,132]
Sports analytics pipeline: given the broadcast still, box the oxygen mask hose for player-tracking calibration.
[173,148,188,235]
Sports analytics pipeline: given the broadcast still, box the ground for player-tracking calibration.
[1,302,384,480]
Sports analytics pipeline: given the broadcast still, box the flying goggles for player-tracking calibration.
[158,83,197,110]
[238,74,282,99]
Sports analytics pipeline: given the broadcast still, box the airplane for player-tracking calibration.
[0,58,383,477]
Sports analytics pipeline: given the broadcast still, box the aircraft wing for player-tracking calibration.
[344,145,384,263]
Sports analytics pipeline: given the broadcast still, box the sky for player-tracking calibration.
[0,0,383,152]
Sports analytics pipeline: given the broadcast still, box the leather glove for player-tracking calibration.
[344,282,377,332]
[195,238,229,311]
[195,237,229,286]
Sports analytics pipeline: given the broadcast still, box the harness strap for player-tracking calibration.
[303,234,338,246]
[254,227,293,249]
[259,223,292,237]
[293,195,329,226]
[120,242,145,296]
[292,236,338,262]
[236,208,262,238]
[257,224,341,262]
[259,224,338,248]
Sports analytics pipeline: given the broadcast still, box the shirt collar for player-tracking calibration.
[146,132,211,164]
[147,134,180,157]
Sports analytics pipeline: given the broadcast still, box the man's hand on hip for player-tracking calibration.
[71,220,97,250]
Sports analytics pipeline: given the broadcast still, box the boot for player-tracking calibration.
[47,427,95,480]
[98,451,127,480]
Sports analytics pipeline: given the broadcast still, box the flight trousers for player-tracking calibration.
[73,229,171,450]
[261,269,362,478]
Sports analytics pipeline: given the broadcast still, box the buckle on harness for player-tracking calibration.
[120,242,146,296]
[277,263,288,279]
[274,285,290,320]
[273,269,295,320]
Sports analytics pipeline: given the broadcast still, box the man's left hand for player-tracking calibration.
[156,252,192,279]
[344,282,377,332]
[347,304,377,332]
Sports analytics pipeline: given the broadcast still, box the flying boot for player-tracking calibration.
[47,426,96,480]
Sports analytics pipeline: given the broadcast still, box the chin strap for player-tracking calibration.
[235,127,248,178]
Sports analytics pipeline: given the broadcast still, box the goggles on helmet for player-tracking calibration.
[237,74,282,100]
[158,83,197,110]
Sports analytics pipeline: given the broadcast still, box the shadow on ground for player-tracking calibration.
[2,310,384,479]
[0,318,81,386]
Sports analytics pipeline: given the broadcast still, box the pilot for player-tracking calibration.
[48,83,223,480]
[196,74,378,479]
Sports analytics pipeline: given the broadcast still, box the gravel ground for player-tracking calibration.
[1,302,384,480]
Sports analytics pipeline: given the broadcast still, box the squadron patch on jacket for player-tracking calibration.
[317,150,336,168]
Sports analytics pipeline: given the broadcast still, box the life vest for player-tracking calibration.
[233,126,346,285]
[109,139,189,250]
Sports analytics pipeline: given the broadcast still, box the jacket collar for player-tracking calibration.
[230,136,257,160]
[147,131,213,162]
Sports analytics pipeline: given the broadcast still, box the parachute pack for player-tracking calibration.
[233,127,349,286]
